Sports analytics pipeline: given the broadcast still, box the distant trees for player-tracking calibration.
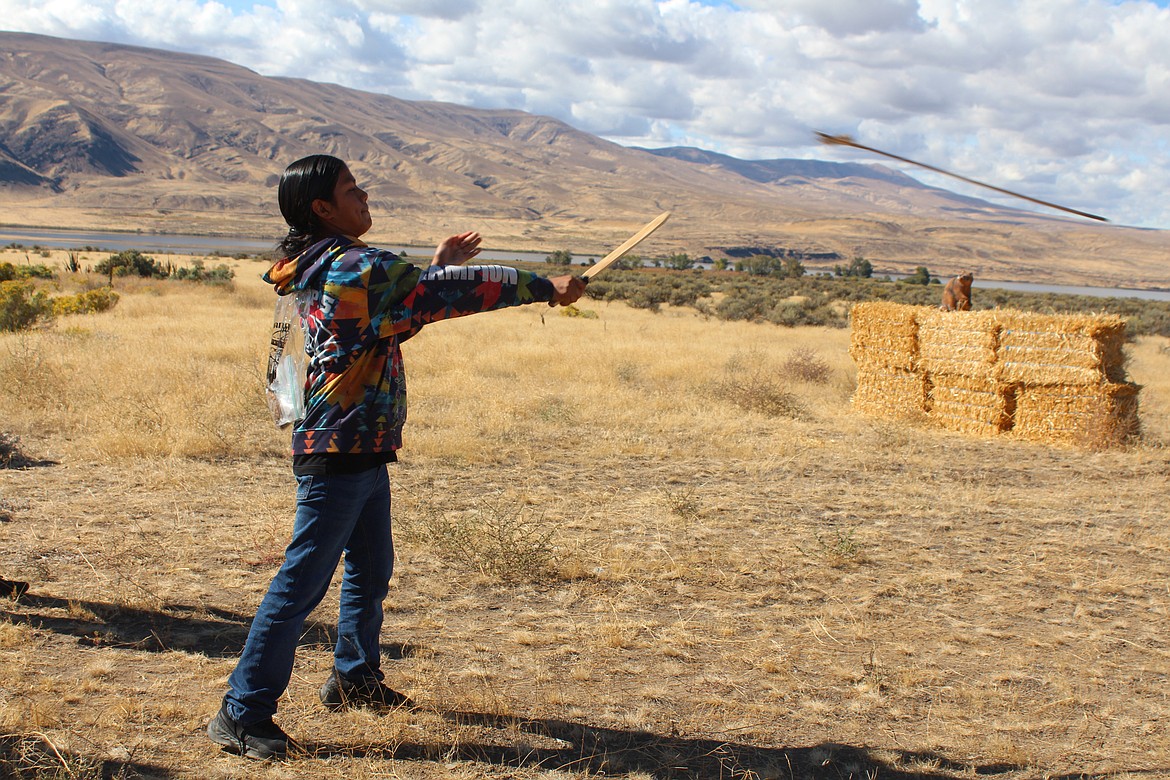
[783,256,806,279]
[611,254,643,271]
[834,256,873,278]
[900,266,935,285]
[735,254,805,278]
[545,249,573,266]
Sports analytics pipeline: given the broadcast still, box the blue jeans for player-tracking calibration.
[223,466,394,724]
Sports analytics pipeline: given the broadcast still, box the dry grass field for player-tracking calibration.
[1,248,1169,779]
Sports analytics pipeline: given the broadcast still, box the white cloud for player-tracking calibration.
[1,0,1169,228]
[778,0,927,36]
[354,0,479,20]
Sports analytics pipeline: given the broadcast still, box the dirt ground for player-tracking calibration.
[1,257,1169,779]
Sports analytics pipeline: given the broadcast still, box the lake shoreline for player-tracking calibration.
[4,225,1169,301]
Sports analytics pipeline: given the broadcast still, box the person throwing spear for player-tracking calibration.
[208,154,585,761]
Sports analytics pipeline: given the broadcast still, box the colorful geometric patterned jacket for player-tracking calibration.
[263,236,556,455]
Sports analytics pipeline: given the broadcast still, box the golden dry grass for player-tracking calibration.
[1,247,1169,779]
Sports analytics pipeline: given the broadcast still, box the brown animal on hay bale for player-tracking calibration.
[941,273,973,311]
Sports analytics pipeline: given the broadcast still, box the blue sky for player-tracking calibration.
[3,0,1170,229]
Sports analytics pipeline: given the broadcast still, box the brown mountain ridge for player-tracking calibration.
[1,31,1167,287]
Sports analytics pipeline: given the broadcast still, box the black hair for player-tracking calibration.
[275,154,348,257]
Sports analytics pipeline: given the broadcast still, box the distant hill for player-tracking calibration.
[642,146,923,188]
[1,31,1167,287]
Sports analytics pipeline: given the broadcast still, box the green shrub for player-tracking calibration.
[518,258,1170,337]
[0,261,55,281]
[96,250,166,278]
[0,281,55,332]
[716,294,765,321]
[171,259,235,283]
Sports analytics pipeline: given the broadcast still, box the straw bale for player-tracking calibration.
[1014,382,1140,447]
[853,362,928,419]
[849,302,920,371]
[850,304,1137,447]
[927,373,1015,437]
[916,308,1003,379]
[996,310,1128,385]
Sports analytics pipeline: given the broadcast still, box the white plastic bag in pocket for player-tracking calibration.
[265,292,309,428]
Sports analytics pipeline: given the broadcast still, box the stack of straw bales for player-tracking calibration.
[849,302,927,419]
[850,302,1139,447]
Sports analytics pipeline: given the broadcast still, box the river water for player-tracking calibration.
[0,226,596,266]
[3,226,1168,302]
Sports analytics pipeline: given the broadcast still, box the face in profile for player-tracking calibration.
[314,165,372,238]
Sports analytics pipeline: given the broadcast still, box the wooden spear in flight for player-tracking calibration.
[815,132,1108,222]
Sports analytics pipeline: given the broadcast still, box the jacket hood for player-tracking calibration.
[263,235,367,295]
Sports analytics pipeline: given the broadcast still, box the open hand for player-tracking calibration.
[432,231,482,267]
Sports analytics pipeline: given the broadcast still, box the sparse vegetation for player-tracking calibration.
[168,258,235,283]
[782,346,833,384]
[92,250,235,284]
[398,495,560,584]
[710,349,809,419]
[660,483,702,523]
[806,527,865,566]
[565,263,1170,336]
[0,249,1168,780]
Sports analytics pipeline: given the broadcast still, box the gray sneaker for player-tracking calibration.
[319,668,415,712]
[207,705,292,760]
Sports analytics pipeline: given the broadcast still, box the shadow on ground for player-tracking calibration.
[301,710,1166,780]
[0,431,58,471]
[1,732,176,780]
[0,594,415,660]
[4,594,1164,779]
